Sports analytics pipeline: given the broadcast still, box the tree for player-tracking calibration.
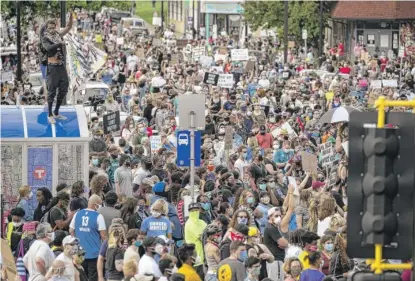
[243,1,336,46]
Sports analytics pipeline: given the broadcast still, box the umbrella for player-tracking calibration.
[318,106,361,124]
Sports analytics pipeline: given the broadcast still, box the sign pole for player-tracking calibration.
[190,111,196,203]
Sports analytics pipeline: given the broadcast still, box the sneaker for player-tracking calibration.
[53,114,67,121]
[48,115,56,124]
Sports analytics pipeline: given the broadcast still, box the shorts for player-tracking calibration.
[40,64,47,80]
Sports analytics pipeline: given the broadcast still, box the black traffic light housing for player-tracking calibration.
[347,111,415,260]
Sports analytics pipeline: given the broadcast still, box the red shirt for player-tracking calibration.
[339,67,351,74]
[256,133,273,149]
[338,43,345,56]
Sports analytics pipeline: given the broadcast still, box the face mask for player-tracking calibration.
[250,267,261,276]
[76,256,85,264]
[13,221,23,228]
[47,232,55,241]
[29,191,33,198]
[247,197,255,204]
[238,250,248,262]
[151,211,162,218]
[230,232,245,241]
[111,154,118,159]
[189,210,200,220]
[155,244,164,255]
[259,184,267,190]
[261,197,270,204]
[68,244,79,255]
[237,217,248,225]
[268,182,276,189]
[274,217,281,225]
[291,267,301,277]
[92,159,99,166]
[201,202,211,211]
[325,243,334,252]
[135,240,142,247]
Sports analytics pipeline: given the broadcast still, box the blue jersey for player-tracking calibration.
[74,209,102,259]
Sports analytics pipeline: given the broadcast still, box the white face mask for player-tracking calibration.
[155,244,164,255]
[274,216,281,225]
[28,191,33,198]
[13,221,23,228]
[151,210,162,218]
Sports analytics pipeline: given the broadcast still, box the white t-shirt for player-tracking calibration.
[234,158,249,179]
[55,253,75,281]
[127,55,139,71]
[317,216,332,237]
[23,240,55,281]
[138,254,162,277]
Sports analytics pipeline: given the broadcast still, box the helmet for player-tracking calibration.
[205,224,221,236]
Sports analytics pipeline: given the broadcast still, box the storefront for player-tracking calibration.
[200,1,244,39]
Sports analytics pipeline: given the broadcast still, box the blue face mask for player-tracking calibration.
[324,243,334,252]
[259,184,267,190]
[135,240,142,247]
[247,197,255,204]
[92,159,99,166]
[237,217,248,225]
[228,197,235,206]
[201,202,211,211]
[238,250,248,262]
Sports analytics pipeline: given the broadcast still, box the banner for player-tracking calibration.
[66,34,107,90]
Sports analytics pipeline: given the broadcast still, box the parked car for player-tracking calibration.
[110,11,132,23]
[121,17,149,36]
[27,72,43,95]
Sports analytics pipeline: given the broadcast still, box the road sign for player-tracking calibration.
[177,94,206,130]
[33,167,46,180]
[302,29,308,40]
[176,130,201,167]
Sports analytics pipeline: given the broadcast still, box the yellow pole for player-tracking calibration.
[375,96,386,128]
[372,244,383,274]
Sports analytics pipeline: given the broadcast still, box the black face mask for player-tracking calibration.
[111,154,118,159]
[206,119,211,123]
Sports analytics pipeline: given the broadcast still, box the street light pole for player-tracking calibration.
[284,0,288,64]
[161,0,164,30]
[60,1,66,28]
[16,1,22,82]
[319,1,323,56]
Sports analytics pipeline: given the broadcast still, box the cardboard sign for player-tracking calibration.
[199,55,213,68]
[1,239,17,281]
[219,47,228,55]
[217,74,234,88]
[103,111,121,134]
[382,79,398,88]
[152,17,162,26]
[192,46,205,61]
[288,41,296,48]
[116,37,124,45]
[170,54,179,65]
[245,61,255,72]
[203,72,219,86]
[370,80,382,89]
[231,49,249,61]
[152,38,162,46]
[342,141,349,157]
[225,125,233,150]
[135,48,145,58]
[176,39,188,48]
[301,151,318,174]
[150,135,162,153]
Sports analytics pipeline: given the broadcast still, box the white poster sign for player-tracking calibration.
[217,74,234,88]
[150,135,162,153]
[382,79,398,88]
[0,71,14,83]
[192,46,205,61]
[116,37,124,45]
[231,49,249,61]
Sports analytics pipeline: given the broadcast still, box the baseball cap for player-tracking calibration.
[142,236,157,247]
[267,207,281,218]
[188,203,202,211]
[56,191,70,201]
[234,223,249,236]
[260,125,266,132]
[62,235,79,246]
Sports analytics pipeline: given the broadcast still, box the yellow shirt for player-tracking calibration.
[299,251,310,269]
[177,264,202,281]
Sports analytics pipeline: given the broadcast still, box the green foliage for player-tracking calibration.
[243,1,335,45]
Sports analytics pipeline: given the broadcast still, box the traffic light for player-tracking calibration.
[351,272,401,281]
[347,111,415,260]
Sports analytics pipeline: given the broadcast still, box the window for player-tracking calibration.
[178,0,182,21]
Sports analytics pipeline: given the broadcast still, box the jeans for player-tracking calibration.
[205,273,218,281]
[82,258,98,281]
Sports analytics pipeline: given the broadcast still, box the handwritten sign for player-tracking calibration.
[116,37,124,45]
[176,39,188,48]
[103,111,121,134]
[327,159,340,189]
[192,46,205,61]
[382,79,398,88]
[203,72,219,86]
[199,55,213,68]
[217,74,234,88]
[150,135,162,153]
[370,80,382,89]
[135,48,145,58]
[231,49,249,61]
[301,151,317,174]
[319,142,336,168]
[0,71,14,83]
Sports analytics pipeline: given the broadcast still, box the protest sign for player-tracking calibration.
[382,79,398,88]
[1,239,17,281]
[135,48,145,59]
[288,41,296,48]
[176,39,188,48]
[192,46,205,61]
[245,61,255,72]
[95,34,103,43]
[150,135,162,153]
[170,54,179,65]
[319,142,336,168]
[200,55,213,68]
[0,71,14,83]
[231,49,249,61]
[370,80,382,89]
[301,151,318,174]
[203,72,219,86]
[103,111,120,134]
[214,54,227,62]
[217,74,234,88]
[152,17,162,26]
[116,37,124,45]
[327,159,340,189]
[271,122,297,138]
[210,66,224,73]
[66,35,108,90]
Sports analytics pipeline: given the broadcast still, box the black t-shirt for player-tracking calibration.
[250,163,267,183]
[106,247,125,280]
[263,223,285,261]
[50,206,67,230]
